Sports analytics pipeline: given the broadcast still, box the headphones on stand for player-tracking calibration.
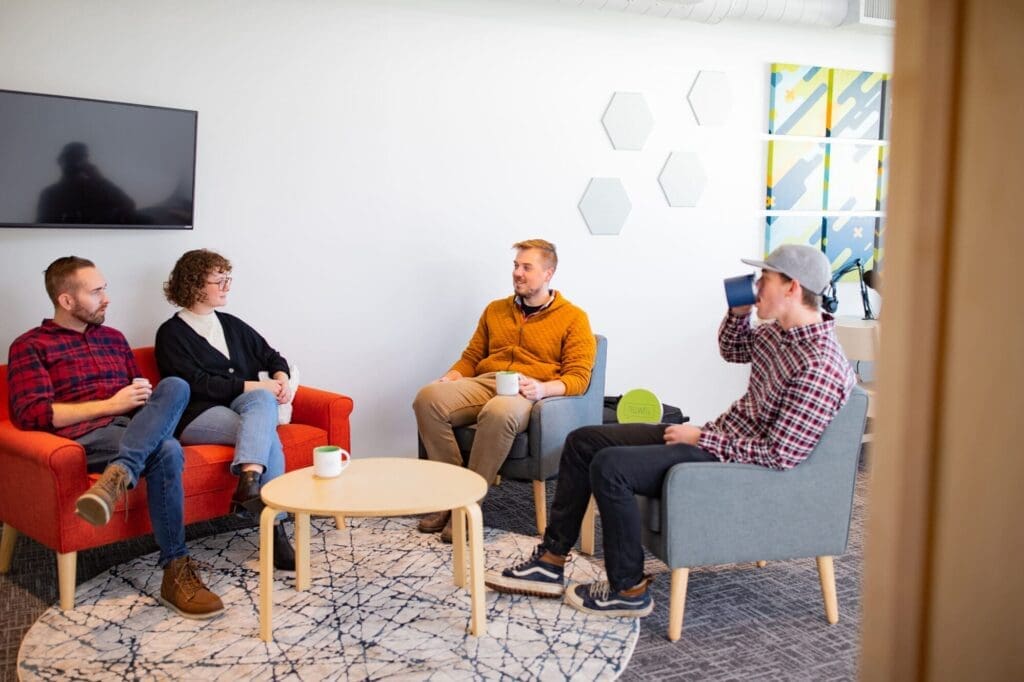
[821,258,876,319]
[822,280,840,314]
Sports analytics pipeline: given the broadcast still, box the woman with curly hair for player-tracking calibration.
[155,249,295,570]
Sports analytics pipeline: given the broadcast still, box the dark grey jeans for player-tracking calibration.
[543,423,718,592]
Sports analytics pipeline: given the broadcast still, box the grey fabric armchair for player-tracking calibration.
[637,386,868,641]
[418,335,607,534]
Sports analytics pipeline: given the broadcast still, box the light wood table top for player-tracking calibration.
[260,457,488,517]
[259,457,490,641]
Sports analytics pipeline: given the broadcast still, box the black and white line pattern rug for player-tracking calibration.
[18,517,638,680]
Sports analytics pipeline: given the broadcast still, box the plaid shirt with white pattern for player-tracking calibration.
[696,311,856,470]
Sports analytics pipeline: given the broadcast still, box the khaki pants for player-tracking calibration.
[413,372,533,487]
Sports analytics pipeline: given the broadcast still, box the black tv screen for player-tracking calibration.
[0,89,196,229]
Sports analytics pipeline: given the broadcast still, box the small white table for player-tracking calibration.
[258,457,489,641]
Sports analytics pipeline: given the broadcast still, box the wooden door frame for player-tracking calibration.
[861,1,1024,679]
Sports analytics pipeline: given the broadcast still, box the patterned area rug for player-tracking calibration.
[18,517,638,680]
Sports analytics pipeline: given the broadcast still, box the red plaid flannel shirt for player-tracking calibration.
[697,311,856,470]
[6,320,140,439]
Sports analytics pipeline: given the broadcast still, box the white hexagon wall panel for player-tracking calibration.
[601,92,654,150]
[579,178,632,235]
[687,71,732,126]
[658,152,707,207]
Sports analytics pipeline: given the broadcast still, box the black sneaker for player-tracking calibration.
[485,545,566,598]
[563,575,655,618]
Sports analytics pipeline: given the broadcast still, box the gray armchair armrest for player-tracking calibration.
[511,334,607,482]
[525,394,602,478]
[651,388,867,568]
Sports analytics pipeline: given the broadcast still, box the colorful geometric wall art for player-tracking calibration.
[874,217,886,273]
[824,215,877,277]
[766,63,889,278]
[769,64,829,136]
[766,140,826,211]
[880,79,893,140]
[876,145,889,211]
[765,215,823,254]
[826,143,881,211]
[830,68,888,140]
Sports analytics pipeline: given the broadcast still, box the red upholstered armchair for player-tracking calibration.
[0,347,353,610]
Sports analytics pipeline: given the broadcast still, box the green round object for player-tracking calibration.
[616,388,663,424]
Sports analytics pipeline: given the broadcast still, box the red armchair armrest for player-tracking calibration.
[290,386,354,452]
[0,422,91,550]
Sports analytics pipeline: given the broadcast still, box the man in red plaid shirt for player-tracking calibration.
[7,256,224,620]
[488,245,856,618]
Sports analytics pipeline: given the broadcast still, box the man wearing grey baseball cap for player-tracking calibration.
[740,243,832,299]
[487,243,855,620]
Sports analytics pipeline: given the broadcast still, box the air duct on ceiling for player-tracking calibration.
[558,0,893,31]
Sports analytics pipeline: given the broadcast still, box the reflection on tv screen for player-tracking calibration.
[0,89,197,229]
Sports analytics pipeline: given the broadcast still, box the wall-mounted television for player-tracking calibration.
[0,89,197,229]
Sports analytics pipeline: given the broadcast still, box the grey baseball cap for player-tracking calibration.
[741,244,831,295]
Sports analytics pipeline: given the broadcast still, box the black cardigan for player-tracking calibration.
[154,311,289,435]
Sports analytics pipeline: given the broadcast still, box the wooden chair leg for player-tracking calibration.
[816,555,839,624]
[335,515,347,529]
[493,475,501,486]
[0,523,17,573]
[668,567,690,641]
[579,496,596,555]
[532,480,547,535]
[756,560,767,568]
[57,551,77,611]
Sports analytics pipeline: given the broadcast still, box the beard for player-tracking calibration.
[514,279,541,298]
[71,302,106,326]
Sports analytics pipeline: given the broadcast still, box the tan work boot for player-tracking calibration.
[75,463,130,526]
[159,556,225,620]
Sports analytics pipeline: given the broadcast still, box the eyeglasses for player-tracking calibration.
[205,276,232,290]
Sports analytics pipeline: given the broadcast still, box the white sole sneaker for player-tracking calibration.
[485,570,565,598]
[563,582,654,618]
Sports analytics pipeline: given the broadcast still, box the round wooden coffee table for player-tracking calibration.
[257,457,489,641]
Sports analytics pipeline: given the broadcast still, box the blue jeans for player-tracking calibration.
[74,377,190,567]
[543,423,718,592]
[180,390,285,520]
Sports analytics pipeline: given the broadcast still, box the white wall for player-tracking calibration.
[0,0,891,457]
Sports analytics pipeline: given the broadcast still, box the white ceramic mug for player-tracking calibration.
[495,371,519,396]
[132,377,152,402]
[313,445,350,478]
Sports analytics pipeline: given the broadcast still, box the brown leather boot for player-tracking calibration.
[440,516,454,544]
[417,510,450,533]
[75,463,130,526]
[230,470,263,516]
[160,556,225,620]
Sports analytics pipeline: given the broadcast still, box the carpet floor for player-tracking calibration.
[0,463,867,681]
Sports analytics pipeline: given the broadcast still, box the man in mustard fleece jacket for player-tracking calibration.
[413,239,596,542]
